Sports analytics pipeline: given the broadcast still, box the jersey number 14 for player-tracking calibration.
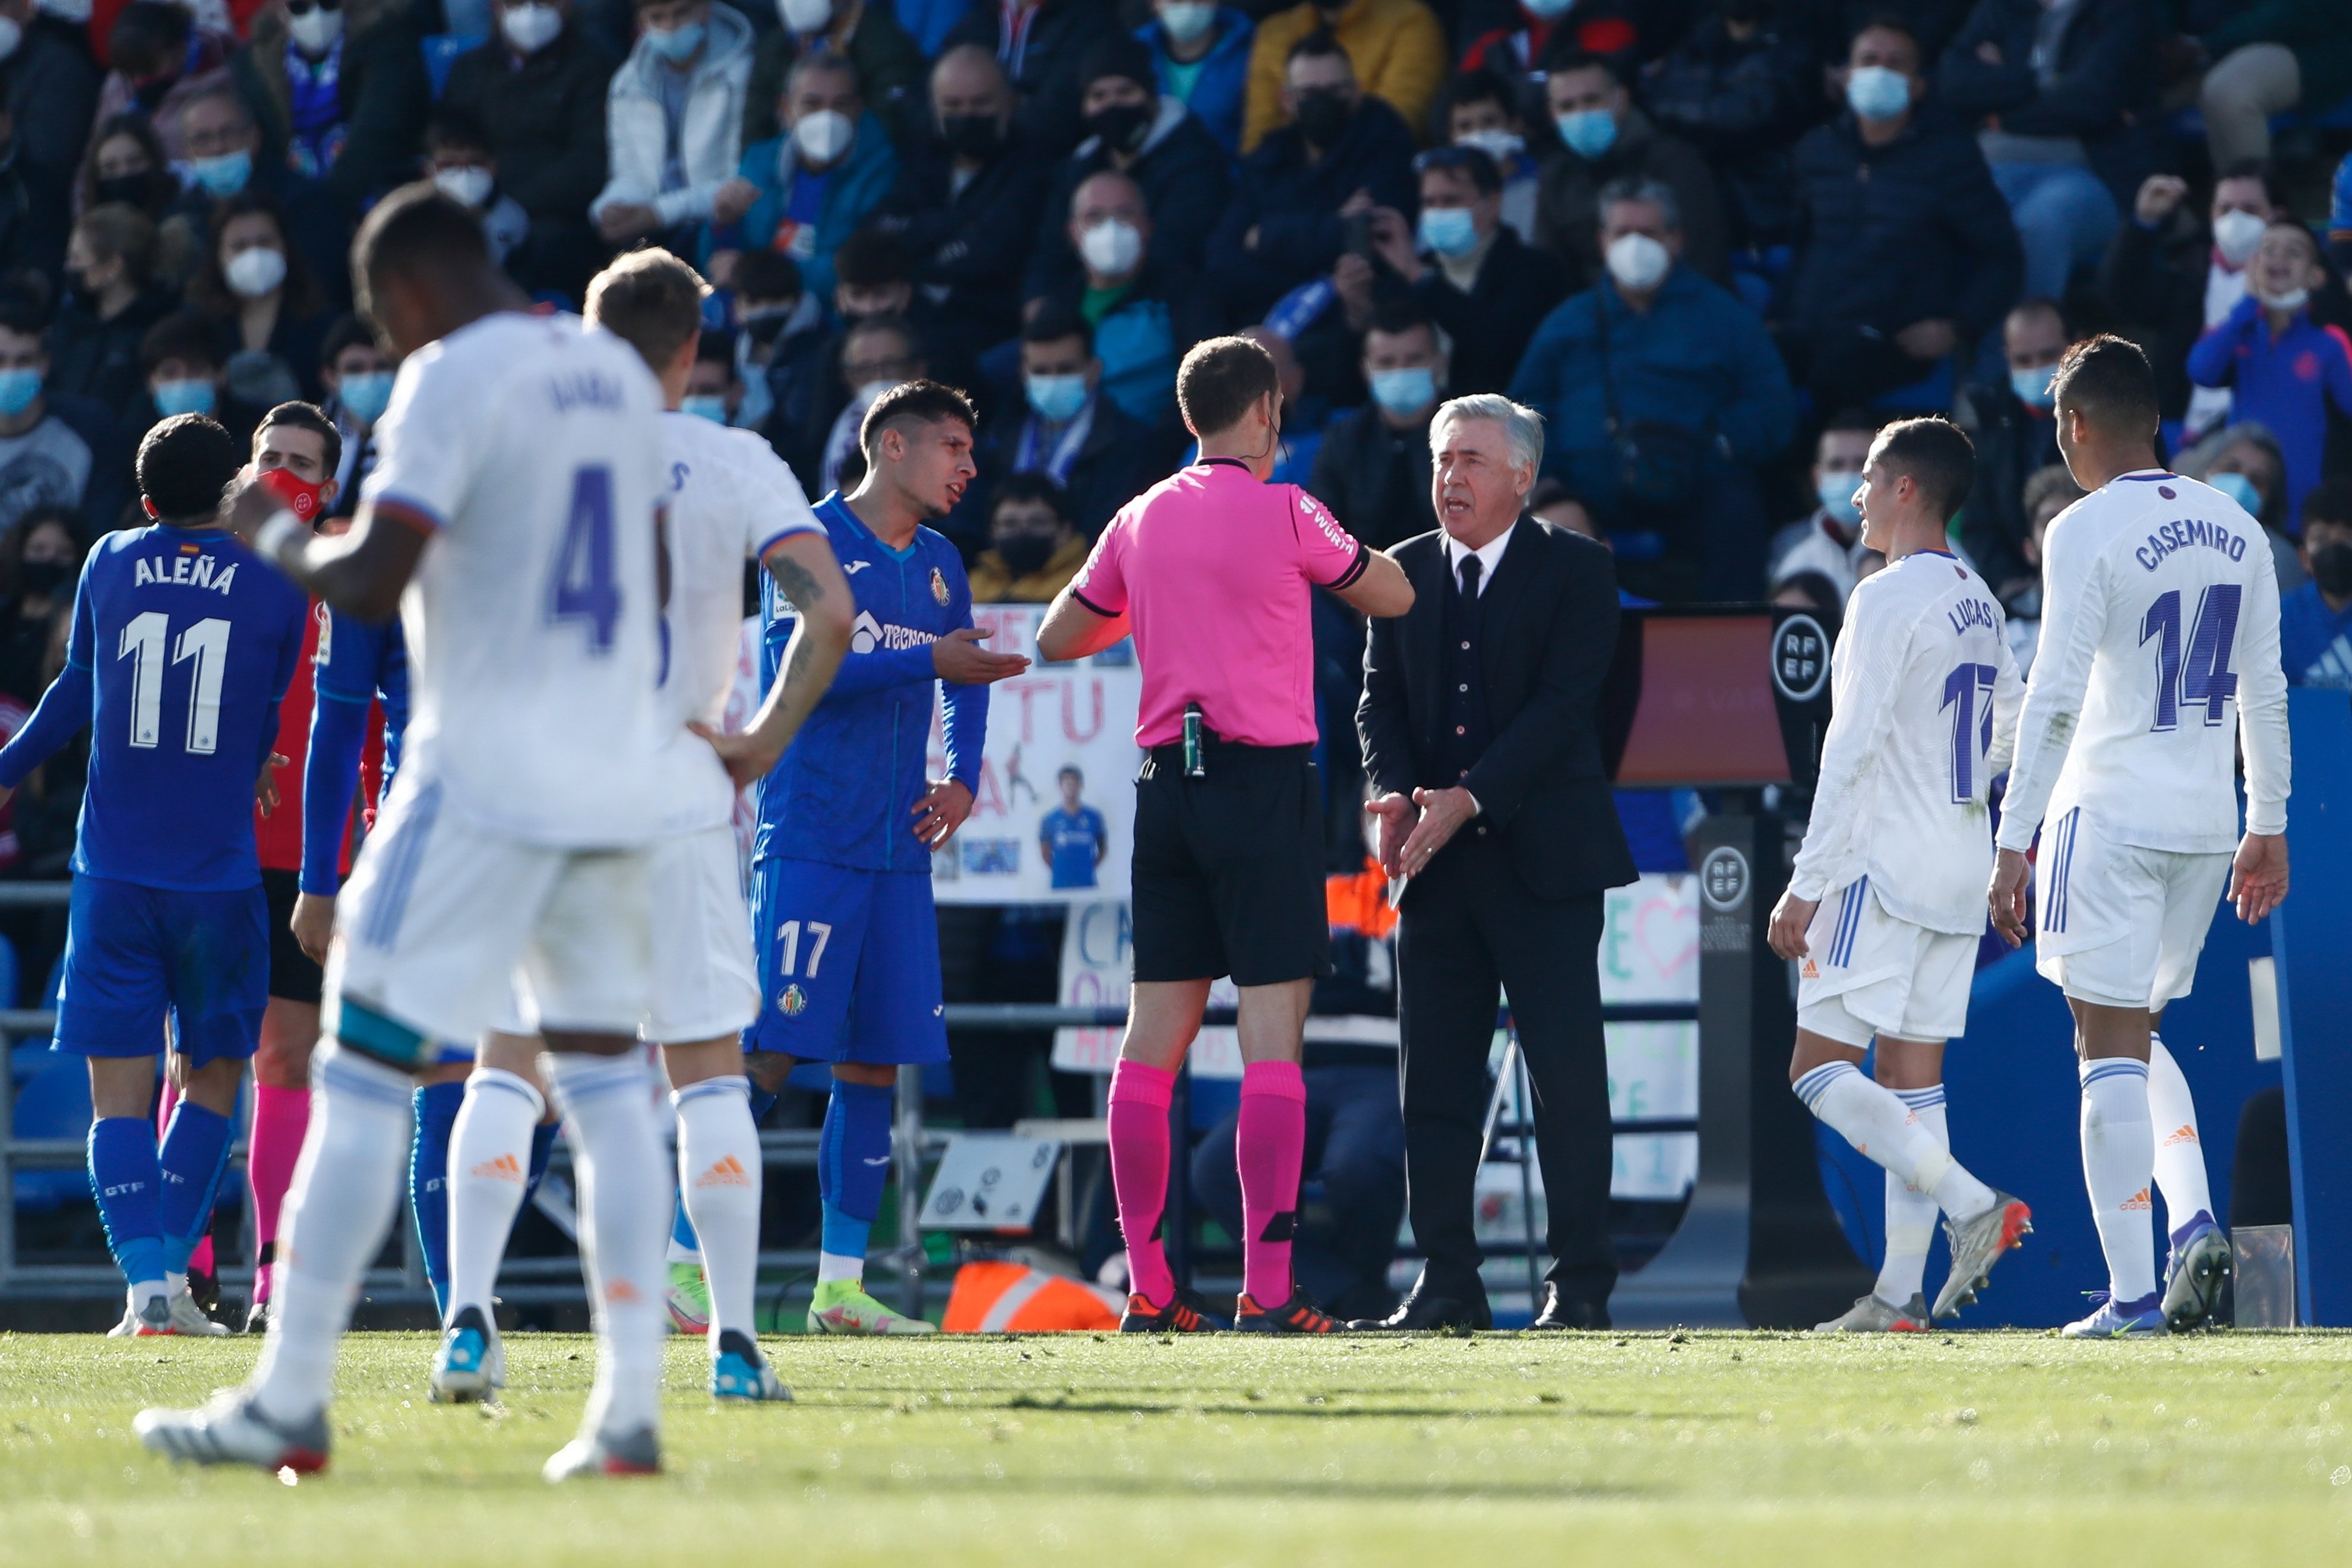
[119,611,230,754]
[2141,584,2240,732]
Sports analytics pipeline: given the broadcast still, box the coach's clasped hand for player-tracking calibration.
[1395,786,1477,877]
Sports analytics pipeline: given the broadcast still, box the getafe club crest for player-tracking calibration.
[780,984,808,1017]
[930,565,950,605]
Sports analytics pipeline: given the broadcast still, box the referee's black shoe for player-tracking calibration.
[1528,1282,1611,1331]
[1120,1285,1225,1333]
[1234,1287,1341,1335]
[1348,1276,1492,1332]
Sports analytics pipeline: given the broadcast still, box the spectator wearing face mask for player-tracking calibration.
[1766,413,1881,605]
[943,0,1116,158]
[964,306,1159,545]
[679,331,743,426]
[725,245,822,450]
[0,0,100,281]
[1242,0,1441,156]
[0,301,106,539]
[1435,69,1538,246]
[1207,33,1417,325]
[1030,168,1216,434]
[49,203,172,427]
[2280,477,2352,688]
[1781,17,2021,413]
[2177,418,2302,593]
[742,0,924,148]
[1952,296,2064,595]
[134,310,236,446]
[709,53,896,302]
[1359,146,1563,399]
[592,0,755,252]
[1534,49,1727,291]
[2187,219,2352,536]
[1996,461,2084,678]
[0,504,80,709]
[1510,177,1794,603]
[966,470,1086,600]
[1025,36,1229,301]
[1308,305,1440,554]
[315,312,391,516]
[2100,163,2284,441]
[1639,0,1819,251]
[817,311,923,493]
[163,90,353,308]
[441,0,618,302]
[231,0,432,217]
[870,45,1052,373]
[1135,0,1253,160]
[79,113,178,225]
[185,193,333,412]
[421,110,530,267]
[84,2,234,170]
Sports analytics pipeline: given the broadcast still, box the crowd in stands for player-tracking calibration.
[1,0,2351,880]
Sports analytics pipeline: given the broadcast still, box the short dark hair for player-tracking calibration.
[859,378,975,455]
[351,181,491,327]
[1437,67,1515,125]
[321,313,378,368]
[2303,475,2352,531]
[256,400,343,478]
[1365,302,1437,346]
[1021,303,1092,354]
[1285,29,1348,68]
[2009,295,2066,332]
[833,228,909,290]
[2215,157,2280,210]
[2051,333,2160,440]
[1869,416,1975,522]
[137,415,242,524]
[991,470,1071,524]
[1080,34,1155,94]
[0,292,48,343]
[733,249,804,305]
[1176,336,1279,439]
[138,310,221,377]
[424,107,494,157]
[1416,144,1500,195]
[1539,45,1617,83]
[1851,11,1921,56]
[109,1,192,78]
[586,248,709,377]
[1823,406,1884,438]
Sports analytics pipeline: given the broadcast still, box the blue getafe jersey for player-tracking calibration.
[1041,805,1105,888]
[0,526,308,891]
[316,609,412,782]
[300,608,412,896]
[755,492,987,874]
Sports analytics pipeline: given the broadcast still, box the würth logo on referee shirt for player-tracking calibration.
[695,1155,752,1188]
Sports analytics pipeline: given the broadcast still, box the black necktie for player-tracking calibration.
[1458,553,1482,601]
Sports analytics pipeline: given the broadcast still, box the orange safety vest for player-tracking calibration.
[940,1262,1125,1332]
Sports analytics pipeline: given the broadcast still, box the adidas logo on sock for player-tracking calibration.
[2122,1187,2152,1211]
[695,1155,751,1188]
[2163,1125,2199,1147]
[470,1153,525,1183]
[606,1279,643,1304]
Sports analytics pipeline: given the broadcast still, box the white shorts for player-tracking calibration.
[641,823,759,1044]
[2032,806,2230,1011]
[324,776,653,1058]
[1795,877,1977,1048]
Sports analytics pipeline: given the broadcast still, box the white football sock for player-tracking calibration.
[1795,1061,1996,1222]
[250,1044,412,1425]
[546,1052,670,1441]
[674,1076,762,1351]
[2079,1057,2158,1304]
[1876,1085,1947,1307]
[2146,1035,2215,1238]
[444,1068,543,1326]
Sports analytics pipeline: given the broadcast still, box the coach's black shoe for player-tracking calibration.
[1528,1284,1611,1331]
[1120,1285,1225,1333]
[1234,1288,1340,1335]
[1348,1276,1491,1332]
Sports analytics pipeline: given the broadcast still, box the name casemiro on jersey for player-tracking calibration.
[2136,517,2248,573]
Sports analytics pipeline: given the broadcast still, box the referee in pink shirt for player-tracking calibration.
[1038,336,1414,1335]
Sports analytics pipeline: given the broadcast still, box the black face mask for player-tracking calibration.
[17,559,69,598]
[742,308,797,346]
[2311,540,2352,598]
[996,533,1057,578]
[940,113,1003,160]
[96,170,171,212]
[1293,90,1352,148]
[1085,100,1153,156]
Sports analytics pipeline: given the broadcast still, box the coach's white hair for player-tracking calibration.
[1431,394,1544,475]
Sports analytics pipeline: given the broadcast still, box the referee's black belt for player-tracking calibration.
[1142,736,1314,772]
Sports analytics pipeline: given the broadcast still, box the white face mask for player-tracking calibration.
[1604,231,1670,293]
[1455,128,1522,163]
[501,2,562,54]
[225,245,288,299]
[288,7,344,56]
[0,17,21,61]
[1079,217,1143,277]
[778,0,831,29]
[1158,0,1215,43]
[792,108,854,165]
[2261,285,2311,314]
[2211,208,2266,266]
[434,165,495,208]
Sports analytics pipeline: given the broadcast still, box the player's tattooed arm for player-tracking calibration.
[224,475,424,622]
[697,533,853,788]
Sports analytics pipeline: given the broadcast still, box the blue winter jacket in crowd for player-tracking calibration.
[2187,293,2352,533]
[1136,8,1255,158]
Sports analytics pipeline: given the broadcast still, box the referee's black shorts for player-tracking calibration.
[1131,738,1328,987]
[261,867,323,1006]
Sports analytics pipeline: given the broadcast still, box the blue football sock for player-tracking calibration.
[817,1079,893,1269]
[748,1084,779,1124]
[410,1082,464,1317]
[523,1118,558,1203]
[88,1116,166,1289]
[156,1101,233,1276]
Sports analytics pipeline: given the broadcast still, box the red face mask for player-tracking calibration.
[258,465,326,524]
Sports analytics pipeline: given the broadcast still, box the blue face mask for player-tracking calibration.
[1417,207,1479,259]
[2010,363,2057,410]
[2208,470,2262,515]
[1554,108,1617,160]
[646,19,705,60]
[153,378,217,418]
[1026,372,1089,425]
[187,148,252,198]
[1845,65,1912,123]
[0,368,42,419]
[1368,366,1436,418]
[1816,470,1863,525]
[681,393,730,423]
[338,369,396,425]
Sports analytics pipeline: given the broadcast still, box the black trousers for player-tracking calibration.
[1396,830,1615,1308]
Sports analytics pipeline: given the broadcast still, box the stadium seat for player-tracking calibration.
[421,34,475,100]
[9,1045,94,1213]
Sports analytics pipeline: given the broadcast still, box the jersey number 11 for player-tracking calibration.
[119,611,230,755]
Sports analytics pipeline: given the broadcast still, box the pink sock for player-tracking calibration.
[1107,1060,1177,1307]
[248,1084,312,1302]
[1237,1061,1308,1306]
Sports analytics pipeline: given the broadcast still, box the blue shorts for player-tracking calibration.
[55,875,268,1069]
[743,859,947,1066]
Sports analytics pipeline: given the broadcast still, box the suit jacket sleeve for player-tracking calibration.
[1462,537,1620,829]
[1355,563,1415,799]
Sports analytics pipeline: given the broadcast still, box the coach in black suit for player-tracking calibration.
[1354,393,1637,1331]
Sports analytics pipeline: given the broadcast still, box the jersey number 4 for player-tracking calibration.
[119,611,230,754]
[546,465,622,654]
[1940,662,1997,803]
[2141,584,2240,732]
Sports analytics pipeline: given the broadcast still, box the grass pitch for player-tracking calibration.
[6,1329,2351,1566]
